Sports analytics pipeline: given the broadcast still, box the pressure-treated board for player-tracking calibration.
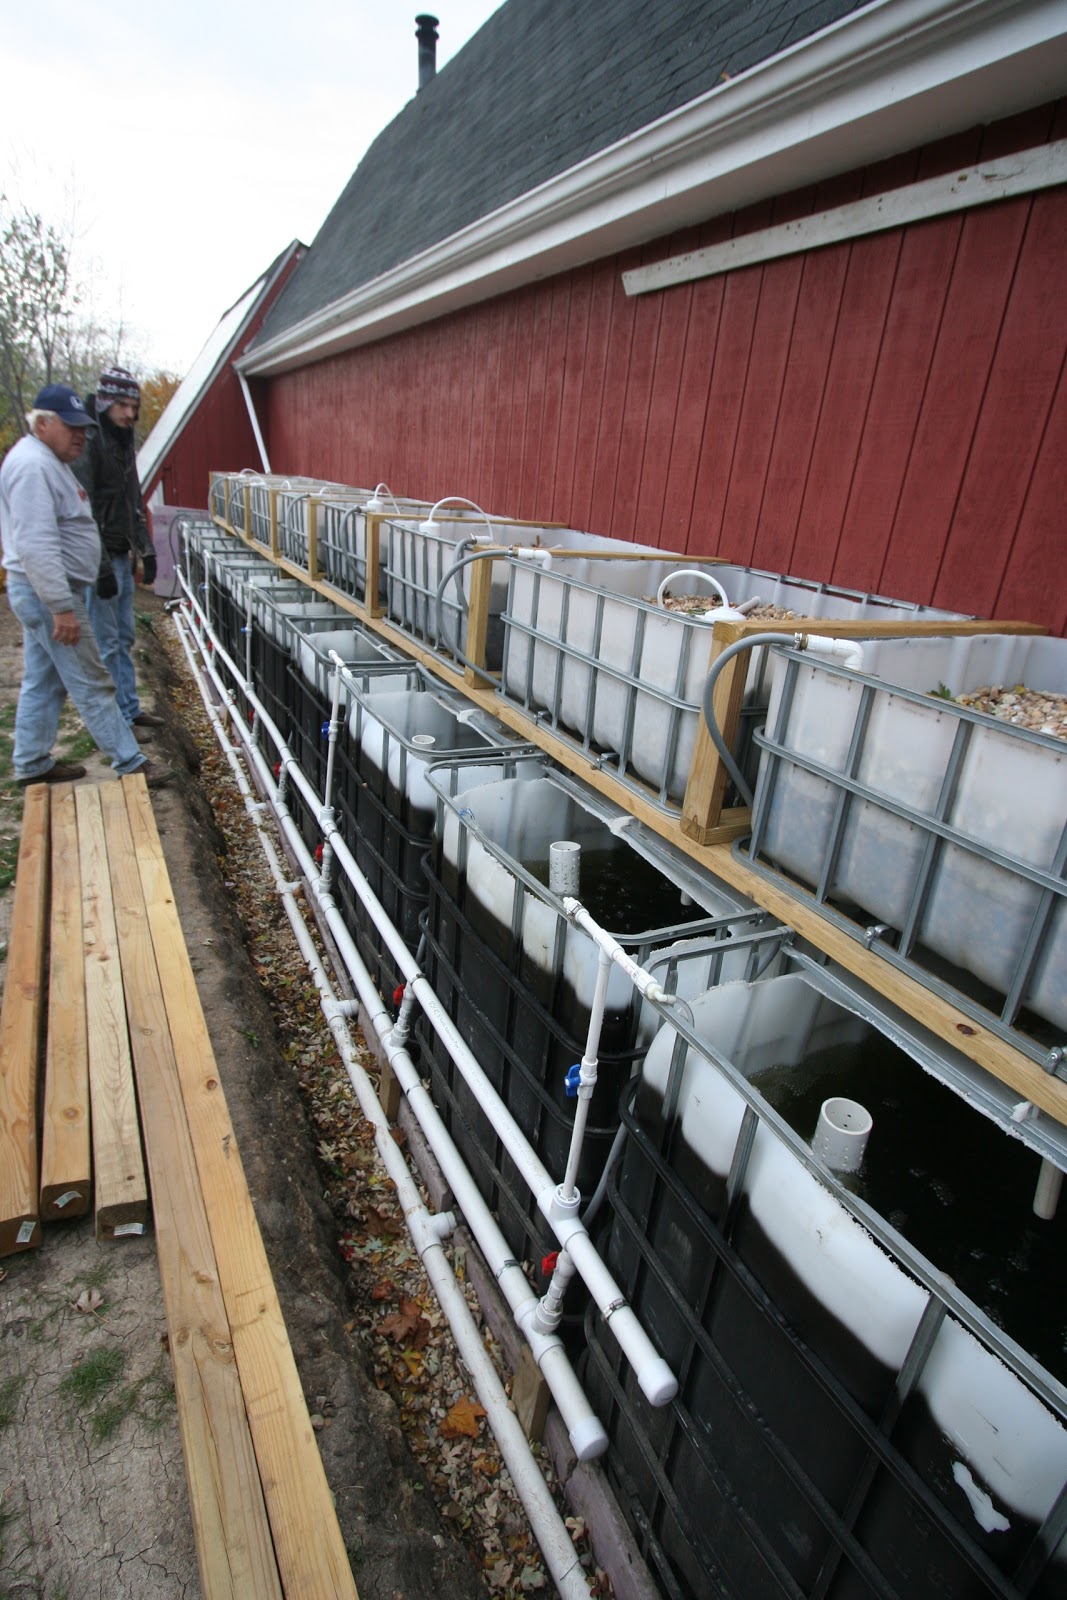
[121,774,358,1600]
[0,783,49,1255]
[39,784,90,1221]
[99,781,282,1600]
[75,784,148,1238]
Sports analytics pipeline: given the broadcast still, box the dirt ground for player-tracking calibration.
[0,587,498,1600]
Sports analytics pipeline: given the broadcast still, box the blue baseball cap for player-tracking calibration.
[34,383,95,427]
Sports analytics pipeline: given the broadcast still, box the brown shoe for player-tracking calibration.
[17,760,87,787]
[133,711,165,728]
[136,759,174,790]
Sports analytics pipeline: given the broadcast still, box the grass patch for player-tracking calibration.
[60,1346,126,1409]
[0,836,18,895]
[58,1347,174,1443]
[0,1373,24,1428]
[58,729,97,762]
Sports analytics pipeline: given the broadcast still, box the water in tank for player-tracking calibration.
[581,963,1067,1600]
[332,676,528,1006]
[418,756,758,1267]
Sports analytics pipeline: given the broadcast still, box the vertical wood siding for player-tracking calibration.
[264,106,1066,633]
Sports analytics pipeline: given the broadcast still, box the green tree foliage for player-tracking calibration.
[136,370,181,446]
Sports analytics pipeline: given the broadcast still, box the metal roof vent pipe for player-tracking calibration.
[416,14,439,91]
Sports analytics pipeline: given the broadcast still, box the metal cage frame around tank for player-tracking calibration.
[415,751,767,1262]
[498,559,725,811]
[744,643,1067,1070]
[580,938,1067,1600]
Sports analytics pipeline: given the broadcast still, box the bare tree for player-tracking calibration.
[0,193,80,443]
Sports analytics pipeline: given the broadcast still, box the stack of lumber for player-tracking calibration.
[0,775,358,1599]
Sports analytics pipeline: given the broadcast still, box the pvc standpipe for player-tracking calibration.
[1033,1158,1064,1221]
[549,840,581,897]
[812,1097,873,1174]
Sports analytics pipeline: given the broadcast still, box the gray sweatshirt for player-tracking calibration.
[0,434,103,613]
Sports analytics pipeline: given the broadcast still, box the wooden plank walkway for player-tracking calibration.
[0,775,358,1600]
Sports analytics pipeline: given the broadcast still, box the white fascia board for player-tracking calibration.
[624,140,1067,293]
[240,0,1067,378]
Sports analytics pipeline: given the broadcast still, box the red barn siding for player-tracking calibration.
[263,108,1066,633]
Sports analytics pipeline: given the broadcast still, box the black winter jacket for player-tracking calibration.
[71,394,153,569]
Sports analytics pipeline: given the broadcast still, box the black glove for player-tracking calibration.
[141,551,158,586]
[95,569,119,600]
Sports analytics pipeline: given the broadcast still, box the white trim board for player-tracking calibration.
[240,0,1067,375]
[623,141,1067,295]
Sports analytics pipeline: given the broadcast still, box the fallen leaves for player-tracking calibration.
[380,1298,432,1349]
[440,1395,487,1439]
[161,621,610,1600]
[73,1287,104,1317]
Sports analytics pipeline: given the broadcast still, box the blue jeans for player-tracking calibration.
[86,552,140,721]
[7,577,145,780]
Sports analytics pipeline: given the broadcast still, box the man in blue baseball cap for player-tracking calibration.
[0,384,172,787]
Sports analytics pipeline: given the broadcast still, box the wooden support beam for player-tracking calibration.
[76,784,149,1239]
[100,782,283,1600]
[364,512,385,615]
[462,553,493,685]
[39,784,90,1221]
[0,784,49,1255]
[307,497,320,582]
[122,775,358,1600]
[681,621,745,843]
[512,1344,551,1445]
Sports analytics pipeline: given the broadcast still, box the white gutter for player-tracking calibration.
[239,0,1067,377]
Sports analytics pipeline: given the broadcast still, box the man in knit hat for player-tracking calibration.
[0,384,171,787]
[73,365,163,736]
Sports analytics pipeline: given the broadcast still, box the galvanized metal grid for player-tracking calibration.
[746,646,1067,1067]
[499,562,717,810]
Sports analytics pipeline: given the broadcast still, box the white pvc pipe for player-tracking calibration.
[561,945,611,1202]
[173,612,596,1596]
[1033,1158,1063,1221]
[801,633,865,671]
[177,581,677,1407]
[549,840,581,897]
[812,1097,873,1174]
[174,592,608,1457]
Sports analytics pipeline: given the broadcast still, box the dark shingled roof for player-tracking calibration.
[255,0,870,344]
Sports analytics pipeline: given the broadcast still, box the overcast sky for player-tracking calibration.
[2,1,504,378]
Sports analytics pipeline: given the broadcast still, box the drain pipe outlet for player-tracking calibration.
[812,1097,873,1174]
